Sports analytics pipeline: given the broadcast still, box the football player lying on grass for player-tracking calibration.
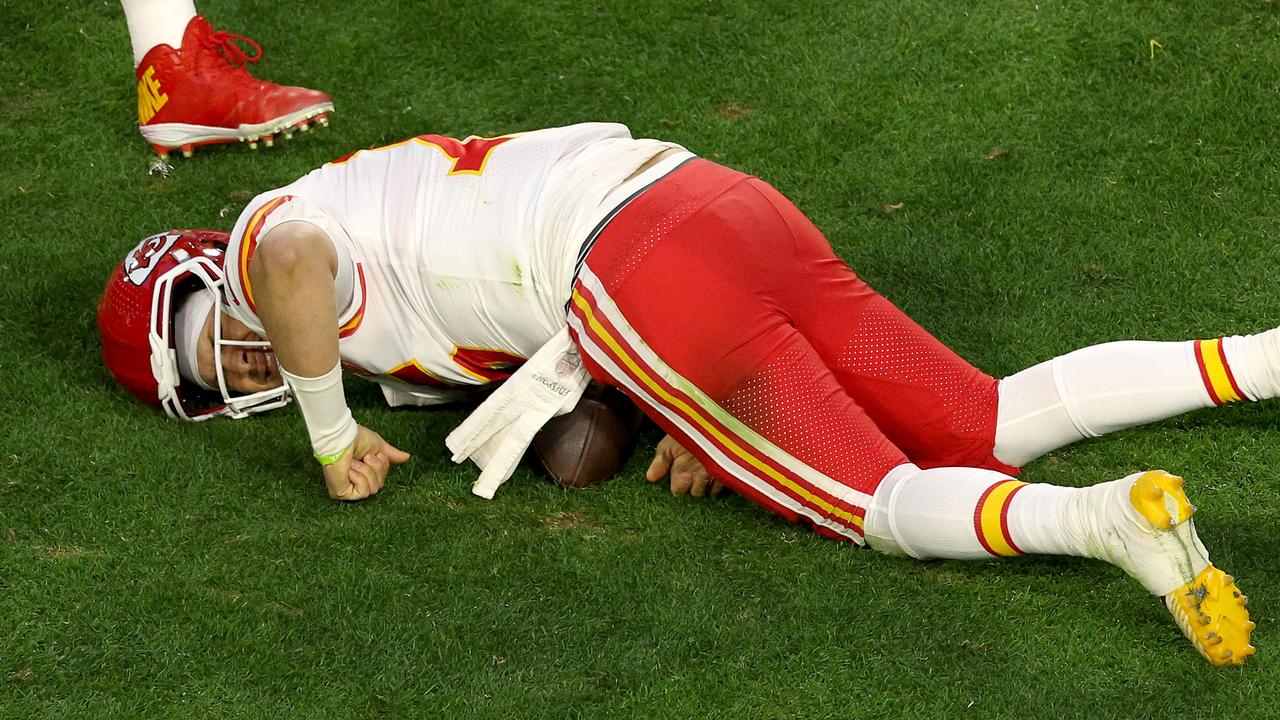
[99,123,1268,666]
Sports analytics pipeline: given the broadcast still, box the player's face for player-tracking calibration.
[194,308,282,394]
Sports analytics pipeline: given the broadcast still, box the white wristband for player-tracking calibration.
[280,362,358,464]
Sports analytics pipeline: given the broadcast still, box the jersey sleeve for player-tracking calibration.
[222,193,360,336]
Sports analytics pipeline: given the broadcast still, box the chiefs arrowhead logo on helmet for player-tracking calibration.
[123,232,183,285]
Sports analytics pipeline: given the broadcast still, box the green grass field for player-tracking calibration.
[4,0,1280,716]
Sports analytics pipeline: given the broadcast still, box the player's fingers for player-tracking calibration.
[329,478,361,501]
[364,451,390,476]
[688,468,710,497]
[677,451,703,486]
[689,460,718,498]
[347,459,378,499]
[645,457,669,483]
[710,481,725,498]
[323,461,356,500]
[669,469,693,495]
[364,458,388,495]
[673,454,704,495]
[357,459,383,494]
[646,447,673,483]
[381,441,412,464]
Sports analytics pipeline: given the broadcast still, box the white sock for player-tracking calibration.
[993,331,1280,467]
[121,0,197,66]
[864,463,1102,560]
[863,465,1217,604]
[1221,328,1280,402]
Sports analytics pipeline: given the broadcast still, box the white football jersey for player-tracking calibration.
[222,123,692,406]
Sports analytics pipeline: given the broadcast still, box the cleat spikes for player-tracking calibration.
[248,141,258,150]
[180,144,194,158]
[298,121,310,132]
[263,135,275,147]
[1164,565,1254,667]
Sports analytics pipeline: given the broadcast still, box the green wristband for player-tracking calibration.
[316,447,348,466]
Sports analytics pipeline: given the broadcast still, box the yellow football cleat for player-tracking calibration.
[1163,565,1256,667]
[1123,470,1255,666]
[1083,470,1253,666]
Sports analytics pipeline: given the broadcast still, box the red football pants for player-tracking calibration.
[569,159,1013,543]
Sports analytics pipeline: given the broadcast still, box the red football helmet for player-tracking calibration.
[97,229,290,421]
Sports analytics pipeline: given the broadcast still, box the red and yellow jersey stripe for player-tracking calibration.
[233,194,369,339]
[337,264,367,339]
[235,195,292,314]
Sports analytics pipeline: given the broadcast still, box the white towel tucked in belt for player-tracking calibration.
[446,327,590,499]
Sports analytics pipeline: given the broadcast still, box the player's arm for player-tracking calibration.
[249,221,409,500]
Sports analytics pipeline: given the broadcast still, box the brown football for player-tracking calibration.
[533,383,645,489]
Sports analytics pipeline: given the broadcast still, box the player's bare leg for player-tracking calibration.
[863,464,1255,666]
[121,0,334,159]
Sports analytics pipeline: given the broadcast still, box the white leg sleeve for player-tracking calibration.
[994,341,1213,467]
[864,464,1032,559]
[121,0,197,66]
[862,464,919,556]
[863,464,1093,560]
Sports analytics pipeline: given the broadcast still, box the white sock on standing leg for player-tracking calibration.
[120,0,197,66]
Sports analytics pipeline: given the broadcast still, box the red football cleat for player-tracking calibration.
[134,15,334,159]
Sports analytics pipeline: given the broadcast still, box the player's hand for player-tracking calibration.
[646,434,724,498]
[322,424,412,501]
